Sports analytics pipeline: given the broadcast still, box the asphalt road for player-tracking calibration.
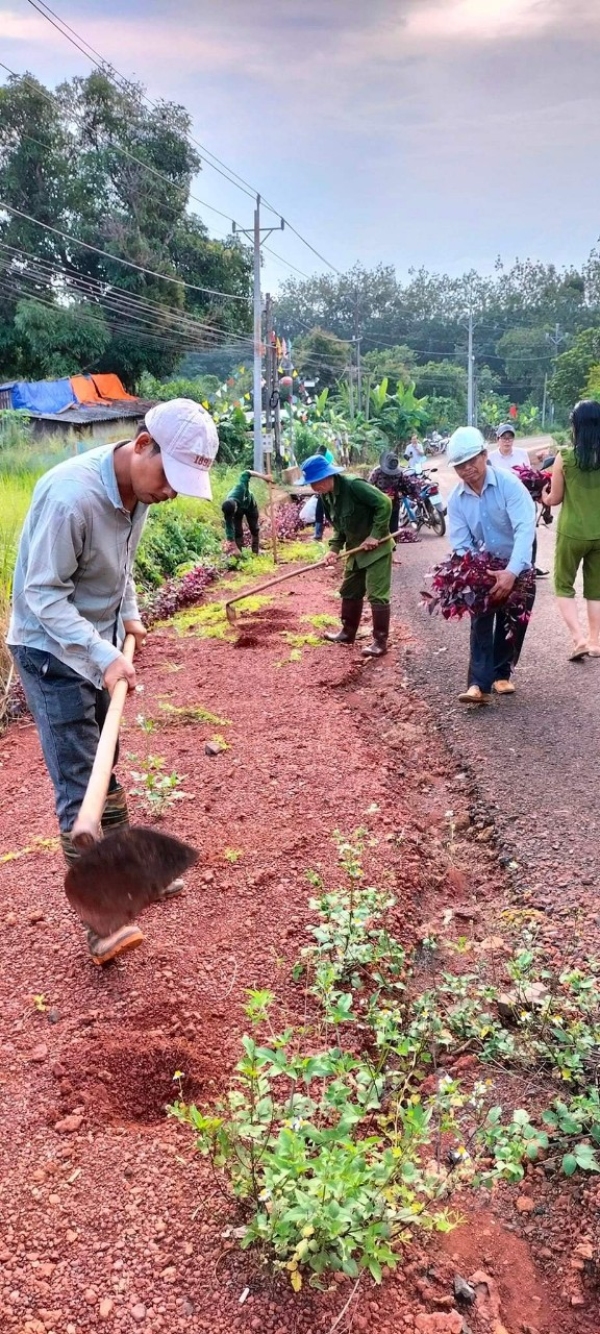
[391,458,600,918]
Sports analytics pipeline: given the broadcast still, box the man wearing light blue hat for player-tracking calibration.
[297,454,393,656]
[447,427,536,704]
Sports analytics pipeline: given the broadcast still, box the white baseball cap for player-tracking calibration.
[145,398,219,500]
[447,426,486,467]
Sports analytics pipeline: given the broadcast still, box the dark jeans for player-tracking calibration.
[234,507,260,554]
[468,586,536,692]
[314,496,328,541]
[11,646,120,833]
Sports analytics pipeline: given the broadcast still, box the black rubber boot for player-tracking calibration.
[324,598,363,645]
[362,604,390,657]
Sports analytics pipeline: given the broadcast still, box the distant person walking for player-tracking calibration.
[404,433,425,472]
[542,399,600,660]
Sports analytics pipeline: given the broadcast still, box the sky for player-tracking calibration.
[2,0,600,291]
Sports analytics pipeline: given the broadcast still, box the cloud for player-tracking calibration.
[2,0,600,281]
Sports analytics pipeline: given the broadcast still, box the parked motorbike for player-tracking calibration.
[399,468,446,536]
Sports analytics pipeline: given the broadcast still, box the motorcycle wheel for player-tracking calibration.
[427,501,446,536]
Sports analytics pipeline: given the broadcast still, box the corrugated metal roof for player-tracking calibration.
[32,402,152,425]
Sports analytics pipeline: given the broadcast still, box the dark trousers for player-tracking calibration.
[468,586,535,692]
[314,496,328,540]
[234,506,260,554]
[10,646,122,833]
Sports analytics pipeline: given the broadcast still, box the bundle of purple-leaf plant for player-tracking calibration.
[512,464,551,502]
[421,552,535,639]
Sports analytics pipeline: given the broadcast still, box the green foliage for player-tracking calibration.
[294,327,350,389]
[129,754,188,815]
[0,70,251,384]
[373,380,430,446]
[362,345,415,390]
[170,834,459,1288]
[171,829,600,1291]
[135,504,221,589]
[551,328,600,407]
[13,298,110,379]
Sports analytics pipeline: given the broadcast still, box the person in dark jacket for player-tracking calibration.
[222,469,272,555]
[368,448,417,531]
[297,454,393,657]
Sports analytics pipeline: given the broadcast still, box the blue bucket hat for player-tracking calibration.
[296,453,343,486]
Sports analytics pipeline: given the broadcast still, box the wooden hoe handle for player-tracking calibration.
[225,531,402,616]
[71,634,136,851]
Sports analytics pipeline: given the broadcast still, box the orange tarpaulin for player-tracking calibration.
[91,373,135,401]
[70,375,102,404]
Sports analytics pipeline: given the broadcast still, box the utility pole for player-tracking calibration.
[545,323,565,431]
[233,196,284,473]
[353,288,362,414]
[467,307,474,427]
[542,373,548,429]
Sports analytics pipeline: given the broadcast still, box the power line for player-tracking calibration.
[0,199,249,303]
[22,0,341,275]
[0,240,253,345]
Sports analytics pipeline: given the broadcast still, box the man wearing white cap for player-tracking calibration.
[8,399,218,964]
[446,426,536,705]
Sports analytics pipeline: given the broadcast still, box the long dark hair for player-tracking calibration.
[571,399,600,471]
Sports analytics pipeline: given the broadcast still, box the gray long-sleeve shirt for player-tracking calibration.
[8,443,148,688]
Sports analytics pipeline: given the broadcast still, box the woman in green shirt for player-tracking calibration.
[543,399,600,659]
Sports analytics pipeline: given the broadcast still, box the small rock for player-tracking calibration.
[30,1043,48,1063]
[516,1196,535,1214]
[131,1305,146,1323]
[571,1295,585,1307]
[204,741,222,757]
[453,1274,475,1303]
[415,1314,464,1333]
[54,1113,84,1134]
[99,1298,113,1320]
[28,908,45,924]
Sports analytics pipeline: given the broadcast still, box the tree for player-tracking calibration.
[362,345,415,391]
[0,71,252,385]
[414,360,467,407]
[14,299,109,378]
[495,327,554,402]
[550,329,600,407]
[293,327,349,389]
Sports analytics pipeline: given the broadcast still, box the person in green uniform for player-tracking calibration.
[297,453,393,657]
[222,468,272,556]
[542,398,600,659]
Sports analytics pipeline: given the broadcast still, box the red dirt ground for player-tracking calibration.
[0,566,598,1334]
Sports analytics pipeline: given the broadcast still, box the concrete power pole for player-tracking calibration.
[467,308,475,427]
[252,197,262,473]
[233,196,284,473]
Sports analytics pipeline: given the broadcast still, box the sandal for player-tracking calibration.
[569,643,589,661]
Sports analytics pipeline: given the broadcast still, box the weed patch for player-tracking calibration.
[172,830,600,1290]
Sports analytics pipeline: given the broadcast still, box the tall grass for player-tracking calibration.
[0,473,37,702]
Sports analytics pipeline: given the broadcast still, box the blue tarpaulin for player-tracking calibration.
[10,379,76,414]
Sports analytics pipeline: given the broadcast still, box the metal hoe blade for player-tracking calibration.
[65,826,199,937]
